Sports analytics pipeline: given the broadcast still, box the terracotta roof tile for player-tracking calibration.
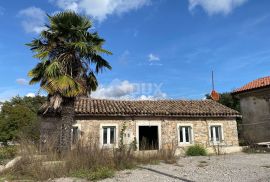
[75,98,240,117]
[233,76,270,94]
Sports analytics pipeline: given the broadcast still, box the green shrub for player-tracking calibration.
[0,146,17,161]
[70,167,115,181]
[186,145,207,156]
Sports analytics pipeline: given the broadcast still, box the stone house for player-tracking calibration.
[41,97,241,154]
[233,76,270,143]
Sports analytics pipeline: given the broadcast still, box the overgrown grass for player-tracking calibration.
[240,137,270,153]
[1,139,178,181]
[243,146,270,154]
[70,167,115,181]
[186,145,207,156]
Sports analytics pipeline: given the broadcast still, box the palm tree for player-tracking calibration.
[27,11,112,152]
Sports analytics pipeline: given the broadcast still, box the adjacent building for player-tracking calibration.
[233,76,270,143]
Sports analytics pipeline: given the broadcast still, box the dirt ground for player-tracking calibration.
[100,153,270,182]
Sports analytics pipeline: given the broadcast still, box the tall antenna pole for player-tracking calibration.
[210,70,220,101]
[212,70,215,91]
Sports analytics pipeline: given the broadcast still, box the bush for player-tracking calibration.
[70,167,115,181]
[0,96,46,144]
[158,142,177,164]
[186,145,207,156]
[0,146,17,163]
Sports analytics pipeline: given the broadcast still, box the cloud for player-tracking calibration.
[50,0,79,12]
[148,53,160,61]
[148,62,163,66]
[50,0,151,22]
[18,7,47,34]
[16,78,28,85]
[26,93,35,97]
[242,14,270,29]
[138,92,167,100]
[147,53,162,66]
[91,80,135,99]
[91,79,167,100]
[188,0,248,15]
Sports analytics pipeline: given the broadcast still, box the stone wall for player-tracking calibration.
[40,116,61,151]
[75,117,239,153]
[237,87,270,143]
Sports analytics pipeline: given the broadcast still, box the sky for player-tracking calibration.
[0,0,269,101]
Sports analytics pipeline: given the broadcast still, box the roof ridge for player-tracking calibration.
[76,97,210,102]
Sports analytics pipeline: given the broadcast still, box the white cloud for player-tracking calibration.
[91,79,167,100]
[148,53,160,61]
[91,80,135,99]
[149,62,163,66]
[50,0,151,22]
[50,0,79,12]
[26,93,35,97]
[16,78,28,85]
[138,92,167,100]
[18,7,47,34]
[188,0,248,15]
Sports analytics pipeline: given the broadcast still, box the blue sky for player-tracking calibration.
[0,0,269,101]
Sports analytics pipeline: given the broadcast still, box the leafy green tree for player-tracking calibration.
[0,96,46,144]
[5,96,47,113]
[27,12,112,151]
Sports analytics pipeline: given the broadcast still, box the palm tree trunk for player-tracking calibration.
[59,98,75,153]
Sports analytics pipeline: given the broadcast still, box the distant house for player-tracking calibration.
[41,98,241,154]
[233,76,270,143]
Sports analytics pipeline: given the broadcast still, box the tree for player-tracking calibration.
[206,92,240,112]
[27,12,112,152]
[0,96,46,144]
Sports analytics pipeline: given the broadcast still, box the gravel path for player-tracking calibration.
[101,153,270,182]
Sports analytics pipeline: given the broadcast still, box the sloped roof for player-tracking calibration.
[233,76,270,94]
[75,98,240,117]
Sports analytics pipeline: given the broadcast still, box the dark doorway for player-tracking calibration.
[139,126,159,150]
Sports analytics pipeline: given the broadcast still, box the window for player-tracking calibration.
[210,125,223,143]
[102,126,116,145]
[179,126,192,144]
[72,126,79,144]
[72,124,81,145]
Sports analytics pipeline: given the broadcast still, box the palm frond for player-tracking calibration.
[44,61,62,77]
[27,11,112,101]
